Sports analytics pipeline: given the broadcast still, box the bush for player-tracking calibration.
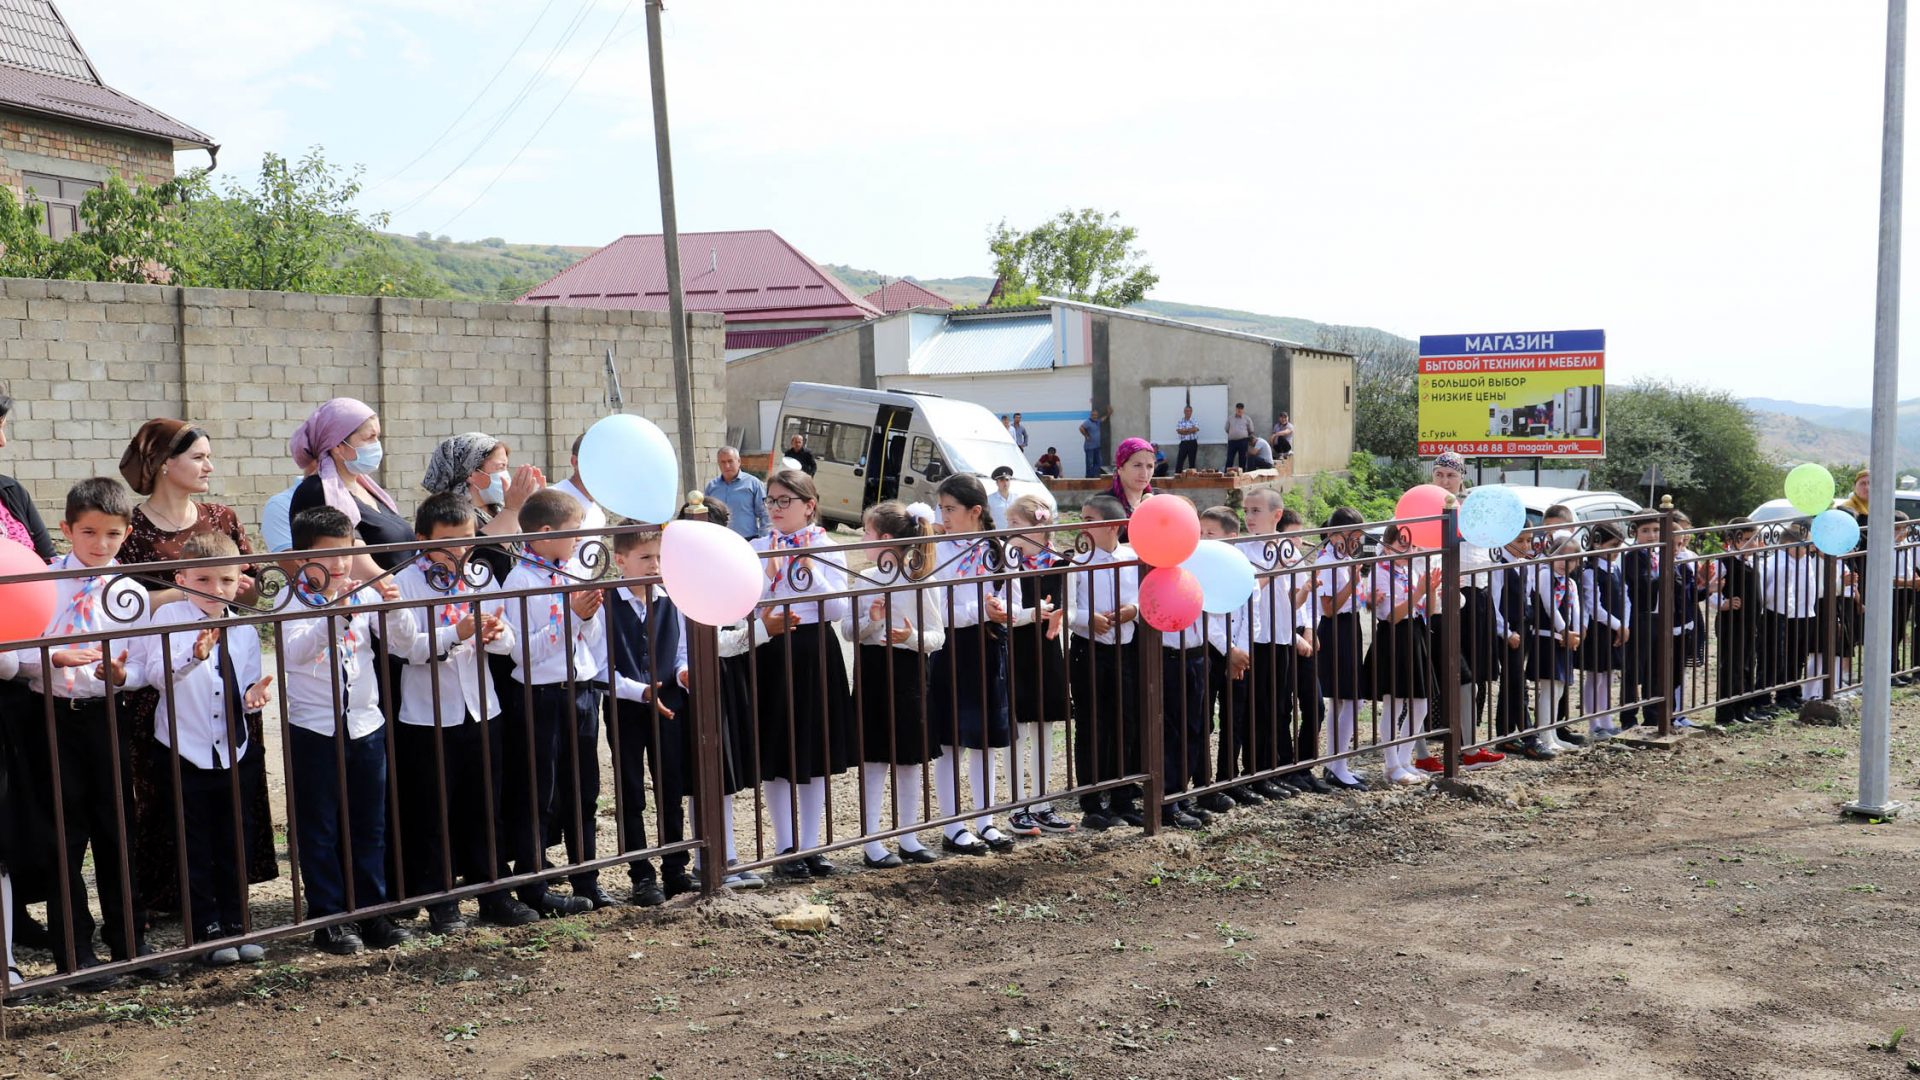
[1285,452,1419,525]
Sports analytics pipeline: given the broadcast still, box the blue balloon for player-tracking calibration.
[1182,539,1257,615]
[578,413,679,524]
[1810,508,1861,557]
[1458,485,1527,549]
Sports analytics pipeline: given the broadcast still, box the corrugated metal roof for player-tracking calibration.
[863,279,951,313]
[0,0,213,149]
[519,229,884,321]
[0,1,95,83]
[725,327,826,351]
[907,314,1054,376]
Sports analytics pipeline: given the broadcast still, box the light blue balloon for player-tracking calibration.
[578,413,679,524]
[1458,485,1527,549]
[1182,539,1256,615]
[1810,508,1861,557]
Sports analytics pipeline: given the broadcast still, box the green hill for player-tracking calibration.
[386,234,596,302]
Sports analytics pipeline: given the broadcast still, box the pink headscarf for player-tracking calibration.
[1109,436,1155,512]
[289,397,397,527]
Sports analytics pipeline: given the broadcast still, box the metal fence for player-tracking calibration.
[0,503,1892,998]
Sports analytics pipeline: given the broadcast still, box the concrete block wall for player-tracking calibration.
[0,278,726,540]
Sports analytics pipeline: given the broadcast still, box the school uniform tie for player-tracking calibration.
[55,572,102,692]
[216,633,244,770]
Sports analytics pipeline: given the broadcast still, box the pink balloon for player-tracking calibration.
[1129,494,1201,568]
[660,520,763,625]
[0,537,52,645]
[1393,484,1450,549]
[1139,566,1203,633]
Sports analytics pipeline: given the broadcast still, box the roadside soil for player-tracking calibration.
[7,699,1920,1079]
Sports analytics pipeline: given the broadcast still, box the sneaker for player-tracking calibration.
[205,945,241,968]
[237,942,266,963]
[1413,756,1445,774]
[313,924,364,956]
[1007,810,1044,837]
[1461,747,1505,769]
[1031,808,1077,834]
[723,868,766,889]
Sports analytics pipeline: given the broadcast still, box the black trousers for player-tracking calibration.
[1494,639,1529,737]
[393,720,501,902]
[1619,619,1664,726]
[42,697,141,967]
[1069,638,1139,812]
[161,743,258,941]
[1224,438,1249,471]
[500,679,604,904]
[1174,440,1198,472]
[611,702,690,885]
[1715,612,1758,721]
[1162,646,1208,797]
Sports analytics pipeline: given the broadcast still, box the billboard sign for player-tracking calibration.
[1416,329,1605,458]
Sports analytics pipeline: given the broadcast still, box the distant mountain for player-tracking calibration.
[386,234,597,302]
[1744,395,1920,468]
[1742,396,1862,424]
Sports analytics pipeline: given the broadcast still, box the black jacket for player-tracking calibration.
[0,474,54,560]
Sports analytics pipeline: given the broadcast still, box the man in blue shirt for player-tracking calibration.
[1079,404,1113,478]
[704,446,769,539]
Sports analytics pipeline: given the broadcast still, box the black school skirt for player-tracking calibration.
[1527,633,1574,683]
[1317,612,1366,699]
[1008,622,1070,726]
[929,623,1011,750]
[713,653,756,795]
[1460,586,1498,684]
[1365,618,1434,699]
[855,644,934,766]
[752,622,856,783]
[1577,620,1623,673]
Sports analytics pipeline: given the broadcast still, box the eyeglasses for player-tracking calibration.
[767,495,808,510]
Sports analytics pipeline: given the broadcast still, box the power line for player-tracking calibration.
[433,0,637,233]
[369,0,563,192]
[391,0,600,216]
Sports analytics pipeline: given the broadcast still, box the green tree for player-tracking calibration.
[174,148,447,298]
[0,174,199,283]
[987,208,1158,307]
[1576,380,1776,522]
[1317,325,1419,465]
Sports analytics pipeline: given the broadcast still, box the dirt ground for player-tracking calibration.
[7,698,1920,1079]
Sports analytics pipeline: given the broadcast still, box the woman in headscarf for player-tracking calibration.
[287,397,411,574]
[115,417,278,922]
[1109,437,1157,544]
[420,432,545,537]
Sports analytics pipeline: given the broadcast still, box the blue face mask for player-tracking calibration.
[481,469,507,506]
[344,440,383,476]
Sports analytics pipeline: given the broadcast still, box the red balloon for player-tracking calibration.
[0,537,53,645]
[1393,484,1450,549]
[1129,494,1201,568]
[1139,566,1203,632]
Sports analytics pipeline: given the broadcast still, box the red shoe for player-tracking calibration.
[1414,756,1445,773]
[1461,748,1506,769]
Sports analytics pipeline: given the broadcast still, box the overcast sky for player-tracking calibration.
[68,0,1914,406]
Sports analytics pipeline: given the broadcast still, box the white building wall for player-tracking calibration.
[878,367,1092,472]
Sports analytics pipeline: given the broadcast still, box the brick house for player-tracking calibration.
[0,0,214,237]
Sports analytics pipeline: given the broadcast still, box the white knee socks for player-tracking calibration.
[796,778,827,851]
[1535,681,1570,747]
[1804,656,1827,701]
[934,747,997,837]
[766,778,795,853]
[1017,721,1056,810]
[1326,700,1361,782]
[1582,678,1612,733]
[860,765,926,861]
[2,871,15,985]
[895,765,928,852]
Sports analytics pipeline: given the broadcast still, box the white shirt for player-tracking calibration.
[547,476,608,536]
[1176,416,1199,442]
[609,585,691,705]
[1488,546,1527,638]
[988,492,1013,530]
[1239,536,1308,644]
[16,554,150,698]
[933,538,1025,630]
[752,527,851,630]
[501,558,605,685]
[1316,544,1370,616]
[1580,555,1630,632]
[852,582,947,654]
[1371,560,1432,622]
[261,477,306,553]
[1761,550,1822,618]
[124,600,261,770]
[276,583,408,739]
[1069,545,1138,645]
[390,560,517,727]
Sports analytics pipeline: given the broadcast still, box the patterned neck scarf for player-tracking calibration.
[56,559,105,690]
[417,557,472,627]
[1552,572,1570,616]
[295,580,368,680]
[1020,546,1057,572]
[526,552,571,643]
[956,540,993,579]
[768,525,826,592]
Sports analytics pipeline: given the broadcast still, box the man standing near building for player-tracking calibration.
[1079,403,1113,477]
[1224,402,1254,471]
[1174,405,1200,473]
[1010,412,1030,455]
[705,446,769,539]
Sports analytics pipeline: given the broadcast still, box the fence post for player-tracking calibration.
[1823,554,1842,701]
[1137,624,1165,835]
[1656,496,1678,737]
[1439,507,1463,778]
[686,621,728,896]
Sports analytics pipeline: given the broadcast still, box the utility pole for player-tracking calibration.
[646,0,698,494]
[1846,0,1906,820]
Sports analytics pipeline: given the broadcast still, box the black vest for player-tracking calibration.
[607,588,686,715]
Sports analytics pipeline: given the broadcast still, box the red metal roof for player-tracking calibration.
[725,327,826,351]
[0,1,213,149]
[518,229,883,322]
[863,279,952,313]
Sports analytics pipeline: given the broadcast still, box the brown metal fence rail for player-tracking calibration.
[0,502,1886,1001]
